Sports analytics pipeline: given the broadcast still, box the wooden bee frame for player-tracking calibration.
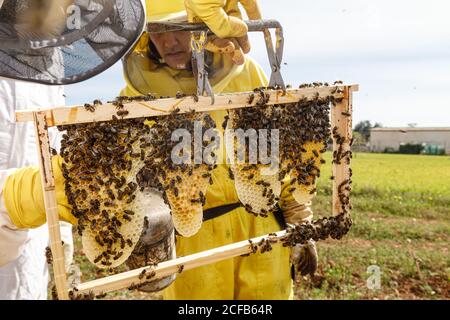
[16,84,358,300]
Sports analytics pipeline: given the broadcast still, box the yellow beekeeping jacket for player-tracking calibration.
[121,33,292,300]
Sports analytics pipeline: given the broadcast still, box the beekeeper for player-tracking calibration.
[0,0,147,299]
[122,0,318,299]
[1,0,318,300]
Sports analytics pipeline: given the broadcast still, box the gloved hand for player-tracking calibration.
[184,0,262,65]
[281,199,318,278]
[3,155,76,229]
[290,240,318,277]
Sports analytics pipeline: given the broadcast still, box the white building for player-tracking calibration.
[370,127,450,154]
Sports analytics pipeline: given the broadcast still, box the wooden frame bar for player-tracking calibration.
[331,87,354,216]
[33,112,69,300]
[16,86,358,126]
[17,85,358,299]
[76,230,287,296]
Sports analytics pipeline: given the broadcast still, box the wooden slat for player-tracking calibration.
[331,88,353,216]
[75,230,287,296]
[33,112,69,300]
[16,85,359,126]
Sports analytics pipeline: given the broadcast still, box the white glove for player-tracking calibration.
[290,240,318,277]
[281,200,318,278]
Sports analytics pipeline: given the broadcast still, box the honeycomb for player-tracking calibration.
[225,114,281,215]
[138,109,217,237]
[60,118,153,268]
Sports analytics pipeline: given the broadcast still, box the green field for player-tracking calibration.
[64,153,450,300]
[296,152,450,299]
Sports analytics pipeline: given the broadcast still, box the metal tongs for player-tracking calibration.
[147,20,286,104]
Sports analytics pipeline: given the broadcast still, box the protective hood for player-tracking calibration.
[122,32,244,97]
[0,0,146,85]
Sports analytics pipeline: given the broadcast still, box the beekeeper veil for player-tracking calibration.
[0,0,146,84]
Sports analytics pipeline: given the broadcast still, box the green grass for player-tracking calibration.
[58,152,450,300]
[294,152,450,300]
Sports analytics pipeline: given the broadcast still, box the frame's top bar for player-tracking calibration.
[16,85,358,127]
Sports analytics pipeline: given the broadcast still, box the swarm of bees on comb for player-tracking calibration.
[225,89,281,216]
[56,81,352,271]
[224,85,334,216]
[59,116,154,268]
[135,108,218,237]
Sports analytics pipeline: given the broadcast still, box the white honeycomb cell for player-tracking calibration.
[161,167,209,237]
[225,112,281,214]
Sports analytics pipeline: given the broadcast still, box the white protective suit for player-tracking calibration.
[0,78,73,300]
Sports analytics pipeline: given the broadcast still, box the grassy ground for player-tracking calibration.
[294,153,450,300]
[62,153,450,300]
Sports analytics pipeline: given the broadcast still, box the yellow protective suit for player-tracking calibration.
[3,155,76,228]
[122,33,293,300]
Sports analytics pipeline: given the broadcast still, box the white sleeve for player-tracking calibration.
[0,168,31,267]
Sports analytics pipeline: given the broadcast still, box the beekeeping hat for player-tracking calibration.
[0,0,146,84]
[146,0,187,24]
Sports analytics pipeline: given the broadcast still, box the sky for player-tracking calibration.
[64,0,450,128]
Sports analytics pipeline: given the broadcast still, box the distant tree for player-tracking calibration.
[354,120,382,141]
[351,131,365,147]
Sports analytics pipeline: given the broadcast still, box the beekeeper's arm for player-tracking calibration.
[1,156,75,229]
[185,0,262,65]
[0,168,29,266]
[0,156,76,266]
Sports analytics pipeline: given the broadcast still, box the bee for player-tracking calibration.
[247,173,254,180]
[123,214,132,222]
[93,99,103,105]
[178,265,185,274]
[247,93,255,105]
[126,194,136,204]
[45,246,53,264]
[192,94,199,102]
[124,210,135,216]
[50,148,58,156]
[126,239,133,247]
[138,269,147,280]
[104,201,114,207]
[106,189,115,200]
[333,80,343,85]
[248,239,257,253]
[309,188,317,195]
[84,103,96,113]
[146,270,157,279]
[341,111,351,117]
[288,187,296,193]
[173,187,179,197]
[94,254,103,264]
[117,110,129,117]
[95,235,104,246]
[222,115,229,130]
